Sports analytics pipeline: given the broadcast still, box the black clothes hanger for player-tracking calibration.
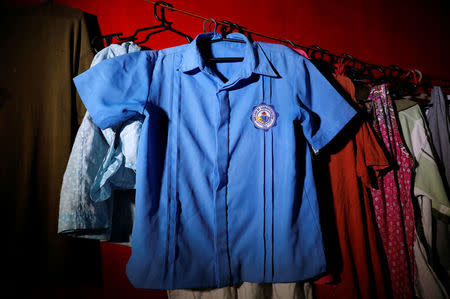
[309,45,336,75]
[341,54,368,84]
[90,0,192,52]
[140,1,193,44]
[134,2,193,45]
[123,1,192,46]
[201,20,249,63]
[384,65,415,99]
[352,65,385,86]
[214,21,246,44]
[218,21,253,43]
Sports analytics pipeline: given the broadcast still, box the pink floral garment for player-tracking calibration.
[366,85,415,299]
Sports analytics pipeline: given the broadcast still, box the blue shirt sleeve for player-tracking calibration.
[296,57,356,151]
[73,51,156,129]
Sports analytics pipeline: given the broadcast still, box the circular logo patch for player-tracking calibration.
[250,104,278,131]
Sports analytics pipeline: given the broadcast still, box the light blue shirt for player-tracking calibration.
[58,42,141,241]
[74,32,356,289]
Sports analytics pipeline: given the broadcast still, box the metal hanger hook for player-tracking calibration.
[211,19,218,32]
[414,69,423,83]
[410,69,423,83]
[405,68,423,85]
[311,45,327,61]
[202,19,208,32]
[219,20,236,36]
[154,1,173,25]
[203,18,218,33]
[341,53,355,68]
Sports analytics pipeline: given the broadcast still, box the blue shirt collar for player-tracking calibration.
[179,32,278,78]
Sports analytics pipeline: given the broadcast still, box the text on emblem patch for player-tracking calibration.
[250,103,279,131]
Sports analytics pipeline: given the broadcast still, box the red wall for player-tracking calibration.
[5,0,450,297]
[10,0,450,80]
[7,0,450,80]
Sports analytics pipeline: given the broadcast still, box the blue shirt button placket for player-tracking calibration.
[213,88,232,286]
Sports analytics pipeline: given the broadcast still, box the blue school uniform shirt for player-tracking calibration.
[74,32,356,290]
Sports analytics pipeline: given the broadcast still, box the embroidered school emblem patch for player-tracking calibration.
[250,104,278,131]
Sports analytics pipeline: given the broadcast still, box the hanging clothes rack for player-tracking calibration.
[141,0,450,89]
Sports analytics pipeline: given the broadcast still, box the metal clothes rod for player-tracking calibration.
[142,0,450,84]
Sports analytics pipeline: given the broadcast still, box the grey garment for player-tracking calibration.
[167,282,313,299]
[414,198,449,299]
[427,86,450,189]
[426,87,450,288]
[58,42,141,242]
